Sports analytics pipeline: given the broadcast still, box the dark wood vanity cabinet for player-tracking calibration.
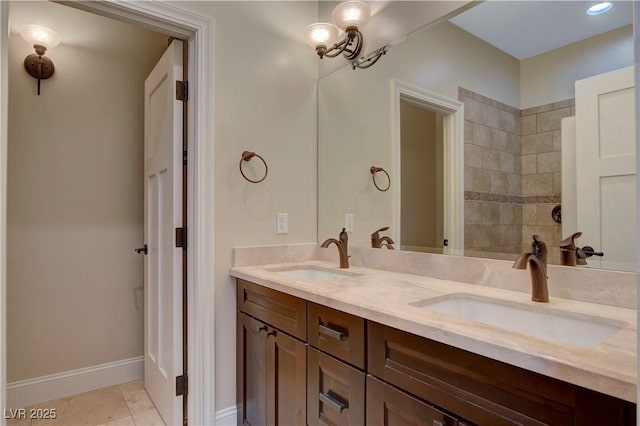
[368,321,635,426]
[367,375,459,426]
[237,279,636,426]
[307,303,367,426]
[307,347,366,425]
[237,280,307,426]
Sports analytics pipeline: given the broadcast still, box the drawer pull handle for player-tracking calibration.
[433,421,445,426]
[319,324,344,341]
[319,392,347,413]
[254,325,267,334]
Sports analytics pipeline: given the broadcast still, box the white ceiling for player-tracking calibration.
[449,1,633,60]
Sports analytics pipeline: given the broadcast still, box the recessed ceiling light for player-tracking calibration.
[587,2,613,15]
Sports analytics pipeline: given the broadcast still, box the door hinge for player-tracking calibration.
[176,80,188,101]
[183,150,187,166]
[175,373,188,396]
[176,227,186,248]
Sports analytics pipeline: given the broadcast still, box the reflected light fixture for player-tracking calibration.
[20,25,60,95]
[304,1,388,70]
[587,2,613,15]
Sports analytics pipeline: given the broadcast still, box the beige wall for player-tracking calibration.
[400,101,440,248]
[7,22,167,381]
[520,25,632,109]
[318,21,521,244]
[169,1,319,410]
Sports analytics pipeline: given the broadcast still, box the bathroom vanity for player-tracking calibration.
[232,258,637,426]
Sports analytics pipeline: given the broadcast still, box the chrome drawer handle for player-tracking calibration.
[318,324,345,341]
[318,392,347,413]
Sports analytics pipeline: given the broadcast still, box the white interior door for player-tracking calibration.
[575,66,636,272]
[144,39,184,425]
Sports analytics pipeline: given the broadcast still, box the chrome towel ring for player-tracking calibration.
[239,151,268,183]
[370,166,390,192]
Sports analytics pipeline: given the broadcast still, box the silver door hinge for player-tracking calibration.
[176,80,187,101]
[175,373,188,396]
[175,227,186,248]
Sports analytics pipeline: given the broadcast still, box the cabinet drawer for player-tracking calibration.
[308,302,366,369]
[308,347,365,426]
[237,279,307,341]
[368,322,633,426]
[367,375,458,426]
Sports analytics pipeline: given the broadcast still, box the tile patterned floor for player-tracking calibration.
[7,380,165,426]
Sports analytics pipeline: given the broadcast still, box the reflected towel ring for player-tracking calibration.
[239,151,268,183]
[370,166,390,192]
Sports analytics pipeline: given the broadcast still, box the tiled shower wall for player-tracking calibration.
[461,88,522,258]
[521,101,573,264]
[460,88,573,263]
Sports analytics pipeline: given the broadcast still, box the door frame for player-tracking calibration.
[0,2,216,424]
[390,80,464,254]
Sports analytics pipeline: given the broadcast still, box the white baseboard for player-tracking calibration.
[214,405,237,425]
[7,356,144,409]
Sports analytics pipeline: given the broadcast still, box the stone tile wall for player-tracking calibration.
[460,88,522,255]
[521,100,574,263]
[460,88,574,264]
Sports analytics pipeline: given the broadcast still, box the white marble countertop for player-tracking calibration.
[231,260,637,403]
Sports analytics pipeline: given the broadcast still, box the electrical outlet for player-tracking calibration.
[345,213,354,232]
[277,213,288,234]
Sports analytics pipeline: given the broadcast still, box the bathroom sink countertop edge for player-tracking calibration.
[230,260,637,403]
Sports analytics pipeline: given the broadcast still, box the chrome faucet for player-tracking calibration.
[321,228,350,268]
[513,235,549,303]
[371,226,395,249]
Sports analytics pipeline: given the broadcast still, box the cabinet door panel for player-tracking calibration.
[267,329,307,426]
[237,279,307,340]
[367,375,457,426]
[308,303,366,369]
[237,313,268,426]
[308,347,365,426]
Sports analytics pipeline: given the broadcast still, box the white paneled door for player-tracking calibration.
[575,66,636,272]
[144,39,184,425]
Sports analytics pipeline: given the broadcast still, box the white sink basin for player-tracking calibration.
[411,294,626,348]
[270,266,358,282]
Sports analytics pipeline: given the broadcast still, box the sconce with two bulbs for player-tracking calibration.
[304,1,388,70]
[20,24,60,95]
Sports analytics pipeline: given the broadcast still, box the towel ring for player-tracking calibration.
[239,151,268,183]
[370,166,390,192]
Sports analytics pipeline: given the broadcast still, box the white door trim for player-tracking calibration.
[390,80,464,254]
[0,2,215,425]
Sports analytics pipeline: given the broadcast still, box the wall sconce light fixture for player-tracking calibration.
[20,25,60,95]
[304,1,387,70]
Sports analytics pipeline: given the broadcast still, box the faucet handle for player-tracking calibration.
[560,232,582,248]
[371,226,389,237]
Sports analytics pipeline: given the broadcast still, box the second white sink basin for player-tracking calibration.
[270,266,358,282]
[411,294,626,348]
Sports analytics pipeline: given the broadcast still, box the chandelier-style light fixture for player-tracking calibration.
[304,1,387,70]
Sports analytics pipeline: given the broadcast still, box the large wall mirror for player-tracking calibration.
[317,1,636,272]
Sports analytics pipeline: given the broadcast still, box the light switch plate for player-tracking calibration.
[277,212,288,234]
[345,213,354,232]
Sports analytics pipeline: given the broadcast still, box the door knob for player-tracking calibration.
[135,244,148,255]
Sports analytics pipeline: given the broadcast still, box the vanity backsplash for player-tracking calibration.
[233,243,636,309]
